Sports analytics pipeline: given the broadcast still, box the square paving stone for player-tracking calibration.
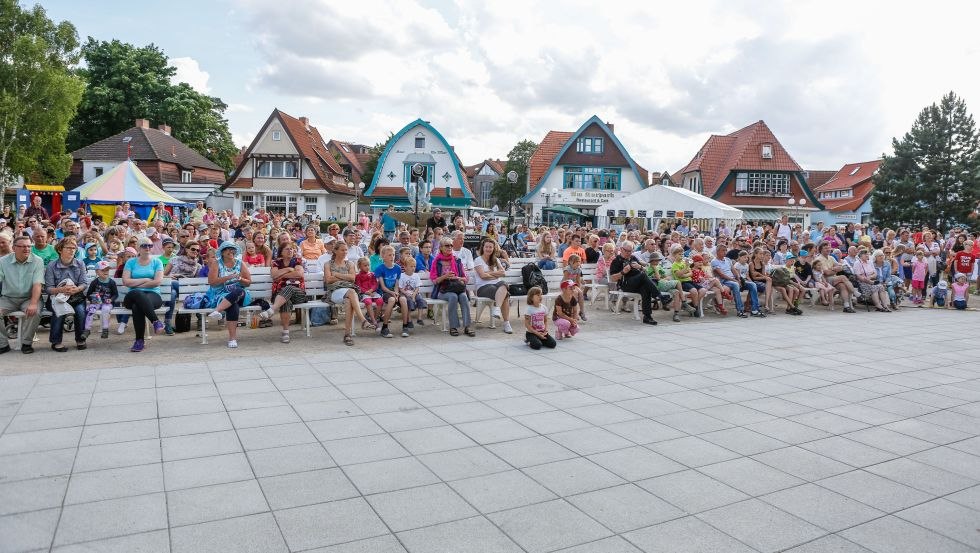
[485,436,577,468]
[430,402,504,424]
[371,408,446,432]
[910,446,980,480]
[78,419,159,447]
[0,475,68,516]
[167,480,268,527]
[171,512,287,553]
[397,516,523,553]
[489,499,613,553]
[752,446,853,481]
[51,529,170,553]
[344,457,441,495]
[842,426,934,456]
[259,468,358,510]
[0,448,76,482]
[0,507,60,553]
[455,418,536,444]
[548,427,634,455]
[65,463,164,504]
[840,515,977,553]
[946,485,980,511]
[781,534,875,552]
[313,534,406,552]
[894,498,980,548]
[163,452,254,490]
[636,469,750,514]
[602,419,686,444]
[816,470,934,512]
[73,438,161,472]
[366,483,478,532]
[274,497,387,551]
[226,406,300,429]
[293,400,364,421]
[698,457,804,496]
[322,434,410,465]
[700,426,789,455]
[646,436,740,467]
[568,483,683,533]
[245,442,335,478]
[161,430,241,461]
[307,415,385,441]
[449,470,556,513]
[0,426,82,455]
[864,457,976,495]
[697,498,827,553]
[800,436,898,467]
[418,446,510,481]
[54,493,168,546]
[392,425,477,455]
[624,515,757,553]
[587,446,686,481]
[554,535,643,552]
[565,404,642,426]
[523,457,625,496]
[235,422,316,451]
[159,412,233,438]
[761,483,885,532]
[515,410,591,434]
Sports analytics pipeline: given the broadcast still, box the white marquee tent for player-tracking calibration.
[595,185,743,232]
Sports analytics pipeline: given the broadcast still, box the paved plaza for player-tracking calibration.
[0,307,978,553]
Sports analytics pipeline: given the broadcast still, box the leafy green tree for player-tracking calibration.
[873,91,980,230]
[0,0,84,199]
[491,139,538,205]
[68,39,237,172]
[361,132,394,187]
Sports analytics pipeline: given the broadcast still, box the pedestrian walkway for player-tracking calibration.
[0,309,978,552]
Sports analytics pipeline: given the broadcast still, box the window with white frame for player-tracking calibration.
[819,189,853,199]
[414,132,425,149]
[564,166,621,190]
[241,195,255,213]
[735,172,789,195]
[480,182,492,207]
[761,144,773,159]
[94,167,104,177]
[265,195,287,214]
[575,137,604,154]
[181,170,192,183]
[272,130,282,141]
[256,160,298,178]
[304,196,318,213]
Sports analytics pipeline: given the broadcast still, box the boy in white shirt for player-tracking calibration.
[398,258,426,326]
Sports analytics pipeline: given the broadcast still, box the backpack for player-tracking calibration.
[522,263,548,295]
[183,292,210,310]
[309,305,333,326]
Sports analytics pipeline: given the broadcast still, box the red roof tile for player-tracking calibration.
[804,170,836,190]
[72,126,224,172]
[528,131,573,189]
[464,159,506,180]
[814,160,882,192]
[328,139,367,181]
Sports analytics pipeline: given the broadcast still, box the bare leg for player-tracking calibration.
[495,286,511,320]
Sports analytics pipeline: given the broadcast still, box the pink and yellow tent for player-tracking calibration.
[75,159,186,221]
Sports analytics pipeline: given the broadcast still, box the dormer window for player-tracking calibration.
[761,144,773,159]
[576,137,603,154]
[415,132,425,149]
[849,166,860,176]
[272,130,281,141]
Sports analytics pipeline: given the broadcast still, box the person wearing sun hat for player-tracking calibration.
[206,241,252,349]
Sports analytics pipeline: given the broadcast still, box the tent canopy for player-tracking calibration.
[75,159,187,206]
[543,205,586,217]
[596,185,743,221]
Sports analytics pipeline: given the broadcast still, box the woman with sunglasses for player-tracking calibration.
[162,240,204,334]
[122,237,165,352]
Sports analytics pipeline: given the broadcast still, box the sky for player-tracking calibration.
[37,0,980,175]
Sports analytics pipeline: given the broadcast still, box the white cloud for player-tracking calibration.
[170,57,211,94]
[226,103,254,113]
[229,0,980,173]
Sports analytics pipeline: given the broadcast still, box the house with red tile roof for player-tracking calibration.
[364,119,474,215]
[810,159,882,226]
[223,109,354,219]
[464,159,505,208]
[675,120,823,224]
[326,139,372,185]
[66,119,226,203]
[521,116,650,225]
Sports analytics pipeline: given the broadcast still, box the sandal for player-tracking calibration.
[343,334,354,346]
[464,327,476,337]
[361,320,377,331]
[449,328,460,336]
[51,344,68,352]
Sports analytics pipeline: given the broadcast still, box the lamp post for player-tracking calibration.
[787,197,807,224]
[347,181,364,222]
[542,187,559,225]
[506,171,519,228]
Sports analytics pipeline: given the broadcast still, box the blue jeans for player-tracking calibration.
[444,292,471,329]
[50,302,86,345]
[165,280,180,322]
[721,279,760,313]
[537,259,556,270]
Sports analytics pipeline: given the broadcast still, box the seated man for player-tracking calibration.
[710,245,765,318]
[608,240,658,326]
[0,236,45,354]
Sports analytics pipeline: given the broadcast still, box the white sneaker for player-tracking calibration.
[491,306,502,319]
[280,332,290,343]
[503,321,513,334]
[116,323,127,335]
[258,308,274,320]
[227,340,238,348]
[207,311,223,321]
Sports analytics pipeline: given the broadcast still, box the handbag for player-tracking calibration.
[442,279,466,295]
[508,284,527,296]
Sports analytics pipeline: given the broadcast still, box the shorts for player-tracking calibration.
[954,299,967,310]
[902,266,913,280]
[477,282,507,299]
[911,279,925,290]
[680,281,701,292]
[362,293,383,308]
[330,288,354,304]
[657,279,679,293]
[752,281,767,293]
[405,296,427,311]
[381,291,398,303]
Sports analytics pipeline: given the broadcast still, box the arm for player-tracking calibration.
[238,263,251,287]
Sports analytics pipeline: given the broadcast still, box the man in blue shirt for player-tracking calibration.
[809,221,825,244]
[710,246,764,318]
[381,205,398,241]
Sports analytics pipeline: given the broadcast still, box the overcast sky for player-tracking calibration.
[41,0,980,174]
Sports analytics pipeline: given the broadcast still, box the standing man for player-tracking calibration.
[0,236,45,354]
[189,201,207,225]
[24,196,48,221]
[776,215,792,243]
[381,205,398,241]
[608,240,659,326]
[426,208,447,233]
[150,202,172,224]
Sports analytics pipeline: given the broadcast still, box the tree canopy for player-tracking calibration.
[0,0,84,197]
[360,132,393,188]
[491,139,538,205]
[68,39,237,173]
[872,91,980,230]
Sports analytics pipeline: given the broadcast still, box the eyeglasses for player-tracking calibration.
[139,244,152,249]
[188,248,200,252]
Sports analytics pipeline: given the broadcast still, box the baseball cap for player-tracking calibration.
[95,260,112,271]
[692,254,704,262]
[785,253,796,260]
[560,279,576,290]
[938,280,949,289]
[124,247,138,256]
[162,237,175,245]
[799,249,809,257]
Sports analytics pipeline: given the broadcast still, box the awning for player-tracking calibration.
[161,185,216,203]
[739,209,781,221]
[25,184,65,192]
[543,204,586,217]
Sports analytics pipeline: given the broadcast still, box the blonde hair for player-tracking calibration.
[380,244,395,256]
[567,253,581,265]
[526,286,543,304]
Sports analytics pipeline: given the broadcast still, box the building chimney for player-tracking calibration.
[299,117,309,129]
[135,118,150,129]
[158,124,171,135]
[606,122,615,134]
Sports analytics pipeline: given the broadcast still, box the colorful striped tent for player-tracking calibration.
[75,159,187,221]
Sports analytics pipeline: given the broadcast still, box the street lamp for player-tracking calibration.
[506,171,519,229]
[347,181,365,221]
[543,187,560,225]
[787,197,807,224]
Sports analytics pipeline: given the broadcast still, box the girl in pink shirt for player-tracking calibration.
[910,250,928,304]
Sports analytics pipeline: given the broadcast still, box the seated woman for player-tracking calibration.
[473,238,513,334]
[324,240,373,346]
[122,237,165,352]
[259,242,307,344]
[749,248,773,313]
[44,237,88,352]
[431,238,473,337]
[595,242,616,285]
[536,232,558,270]
[853,248,891,312]
[299,224,327,266]
[206,241,253,348]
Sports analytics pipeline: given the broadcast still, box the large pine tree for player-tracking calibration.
[873,92,980,230]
